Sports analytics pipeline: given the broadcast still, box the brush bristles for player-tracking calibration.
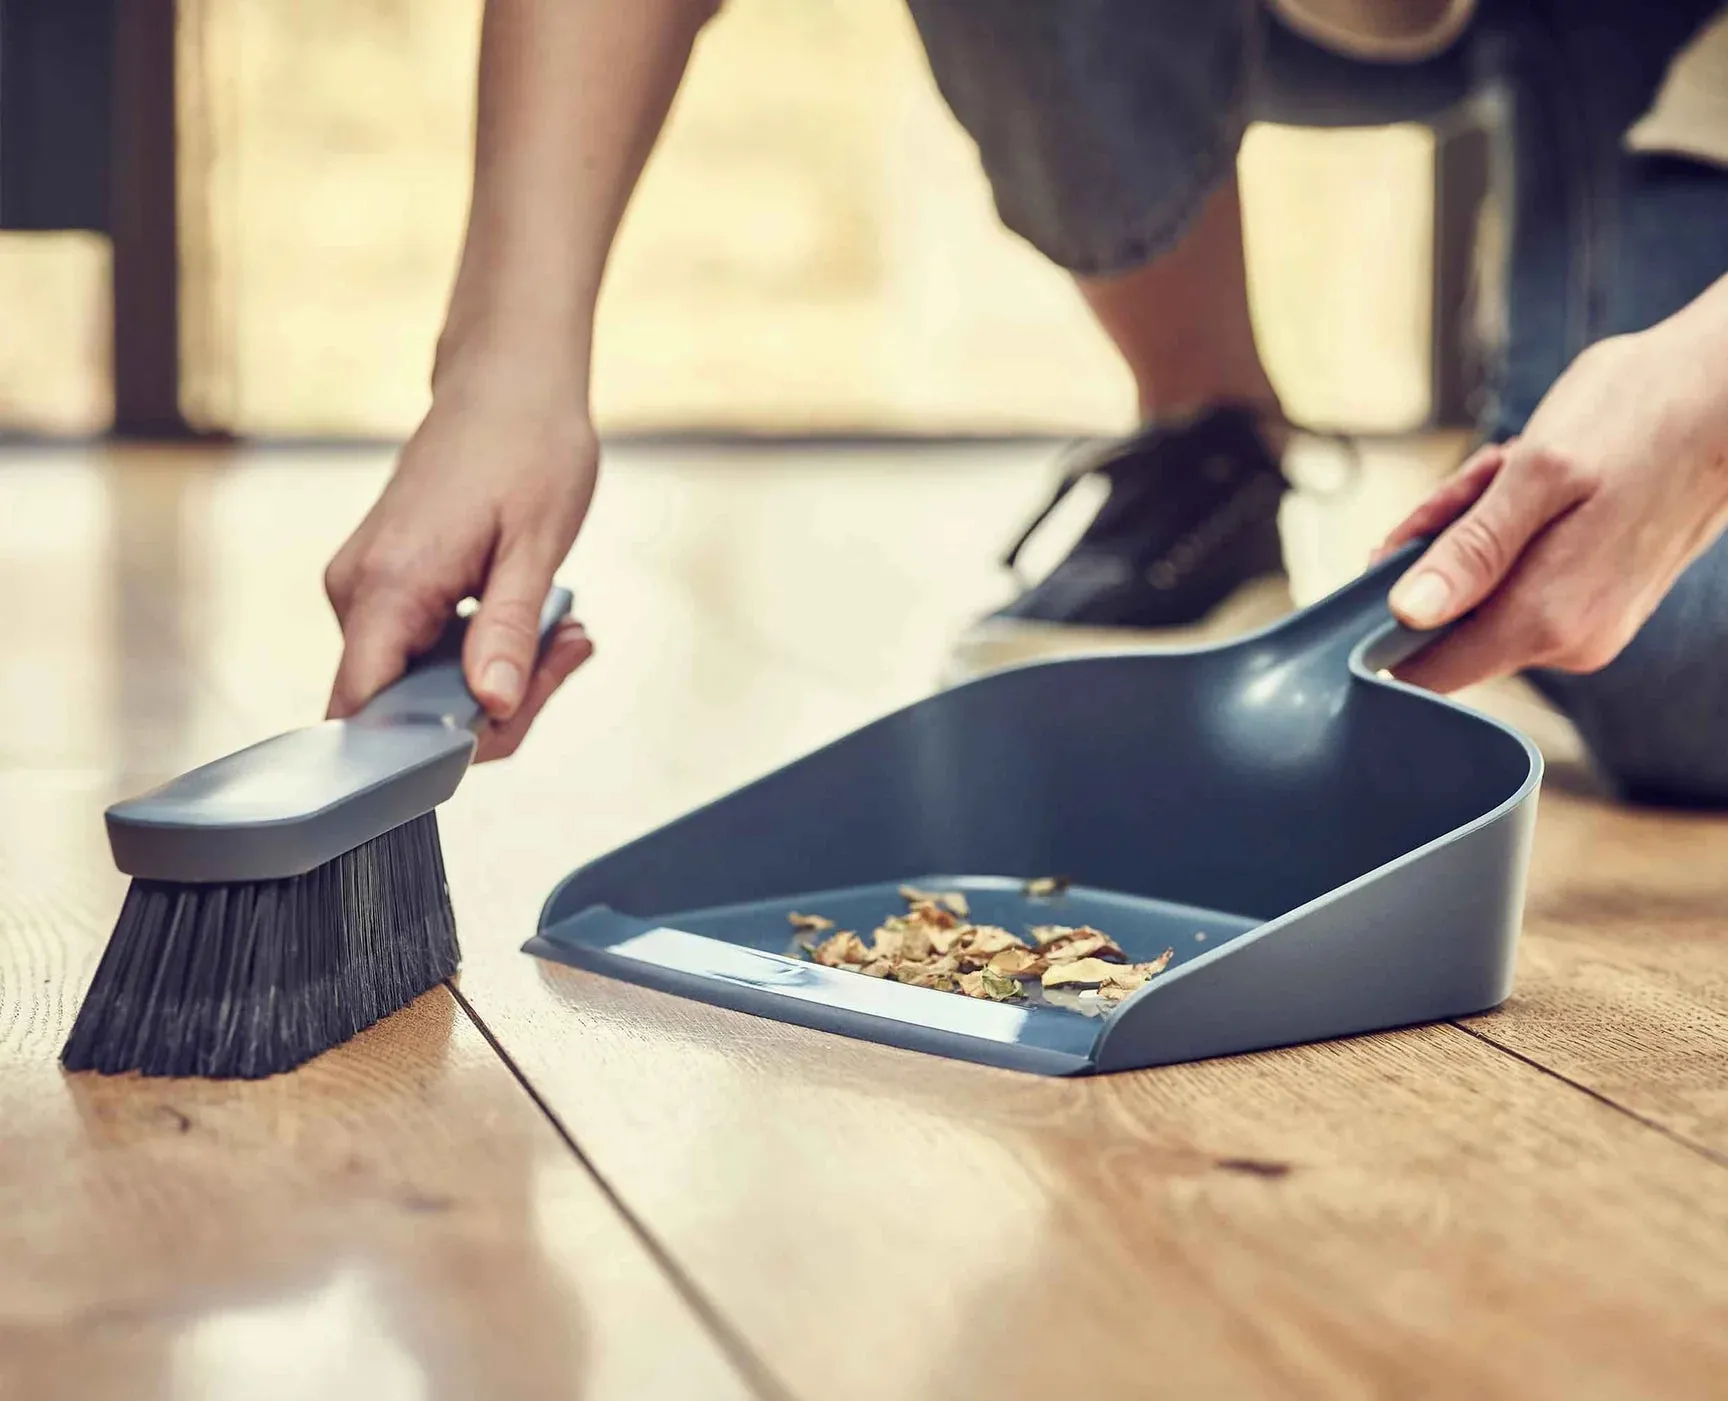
[62,811,459,1079]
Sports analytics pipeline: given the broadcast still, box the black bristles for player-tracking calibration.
[62,812,459,1079]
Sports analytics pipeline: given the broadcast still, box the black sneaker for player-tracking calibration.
[949,404,1296,679]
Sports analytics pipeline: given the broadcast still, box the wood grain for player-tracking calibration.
[12,442,1728,1400]
[0,445,758,1401]
[1463,790,1728,1160]
[448,864,1728,1401]
[0,768,754,1401]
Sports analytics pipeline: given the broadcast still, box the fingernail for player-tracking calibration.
[1390,570,1453,629]
[480,659,524,708]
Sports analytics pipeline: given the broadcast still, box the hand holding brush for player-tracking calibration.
[62,588,576,1080]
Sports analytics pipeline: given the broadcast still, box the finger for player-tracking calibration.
[1387,442,1591,631]
[1391,592,1526,693]
[326,584,447,718]
[473,622,592,762]
[1373,444,1506,561]
[463,535,561,721]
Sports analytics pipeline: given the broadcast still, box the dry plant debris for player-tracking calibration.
[788,912,835,934]
[790,891,1174,1009]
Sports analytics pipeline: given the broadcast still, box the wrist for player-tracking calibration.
[432,314,593,415]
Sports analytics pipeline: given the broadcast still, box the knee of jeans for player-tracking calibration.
[1527,544,1728,808]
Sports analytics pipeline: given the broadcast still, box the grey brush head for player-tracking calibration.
[106,586,572,884]
[106,719,477,884]
[64,810,460,1078]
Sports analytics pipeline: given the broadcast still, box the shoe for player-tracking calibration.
[949,404,1296,681]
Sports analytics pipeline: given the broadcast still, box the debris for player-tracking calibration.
[811,930,868,967]
[927,923,961,956]
[899,885,970,918]
[987,947,1046,979]
[1029,924,1122,956]
[871,924,907,963]
[789,889,1170,1012]
[788,912,835,934]
[958,967,1026,1001]
[1089,950,1174,1000]
[1040,930,1126,964]
[1040,957,1120,990]
[1023,875,1072,898]
[965,926,1025,956]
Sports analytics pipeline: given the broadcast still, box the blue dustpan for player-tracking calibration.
[527,545,1542,1075]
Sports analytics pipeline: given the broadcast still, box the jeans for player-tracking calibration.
[908,0,1728,804]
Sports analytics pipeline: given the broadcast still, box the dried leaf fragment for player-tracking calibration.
[987,947,1046,979]
[1040,957,1120,990]
[1023,875,1072,898]
[811,930,869,968]
[870,925,907,963]
[892,951,957,983]
[900,963,959,992]
[927,923,961,955]
[1042,931,1126,964]
[857,959,894,979]
[958,968,1026,1001]
[788,912,835,934]
[1093,950,1175,999]
[964,925,1026,957]
[900,885,970,918]
[904,900,960,931]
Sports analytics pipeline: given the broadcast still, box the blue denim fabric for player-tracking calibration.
[908,0,1728,802]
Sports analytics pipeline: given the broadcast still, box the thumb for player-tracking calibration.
[1388,444,1589,630]
[463,536,557,720]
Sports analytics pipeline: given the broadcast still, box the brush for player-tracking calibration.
[62,587,573,1079]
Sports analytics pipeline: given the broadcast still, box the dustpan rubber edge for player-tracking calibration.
[521,933,1095,1076]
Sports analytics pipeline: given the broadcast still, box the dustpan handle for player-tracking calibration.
[1277,541,1450,677]
[354,586,574,730]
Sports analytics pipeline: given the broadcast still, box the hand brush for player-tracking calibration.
[62,587,573,1079]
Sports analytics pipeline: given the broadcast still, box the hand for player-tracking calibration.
[1378,306,1728,692]
[324,370,597,760]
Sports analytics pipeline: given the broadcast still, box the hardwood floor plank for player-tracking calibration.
[16,442,1727,1399]
[0,721,756,1390]
[1461,789,1728,1160]
[449,945,1728,1401]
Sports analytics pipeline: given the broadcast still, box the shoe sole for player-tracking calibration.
[945,573,1297,684]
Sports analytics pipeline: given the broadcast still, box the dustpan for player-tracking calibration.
[527,544,1542,1075]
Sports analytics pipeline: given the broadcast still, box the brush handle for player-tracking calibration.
[355,587,575,731]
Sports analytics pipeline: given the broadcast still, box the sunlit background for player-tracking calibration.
[1,0,1443,441]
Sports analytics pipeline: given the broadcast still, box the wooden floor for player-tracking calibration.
[2,441,1725,1400]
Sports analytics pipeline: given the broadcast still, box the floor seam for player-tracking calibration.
[1448,1019,1728,1170]
[446,981,799,1401]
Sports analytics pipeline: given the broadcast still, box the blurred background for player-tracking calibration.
[1,0,1454,442]
[5,0,1584,805]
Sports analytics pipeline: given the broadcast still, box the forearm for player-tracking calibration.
[436,0,718,399]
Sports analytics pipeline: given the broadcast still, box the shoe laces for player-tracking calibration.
[1001,411,1361,581]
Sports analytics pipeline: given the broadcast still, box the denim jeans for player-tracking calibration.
[909,0,1728,803]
